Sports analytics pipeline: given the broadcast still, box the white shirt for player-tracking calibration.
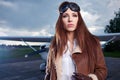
[61,40,76,80]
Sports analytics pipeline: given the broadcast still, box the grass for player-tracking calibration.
[0,47,120,59]
[103,51,120,58]
[0,47,41,59]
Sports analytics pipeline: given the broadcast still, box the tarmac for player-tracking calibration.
[105,57,120,80]
[0,57,120,80]
[0,58,45,80]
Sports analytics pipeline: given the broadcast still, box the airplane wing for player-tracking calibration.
[97,33,120,41]
[0,36,53,42]
[0,33,120,42]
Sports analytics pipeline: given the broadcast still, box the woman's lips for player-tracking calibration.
[67,24,74,27]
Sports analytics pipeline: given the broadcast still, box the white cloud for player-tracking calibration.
[0,19,53,36]
[0,27,9,35]
[13,29,52,36]
[39,29,52,36]
[81,10,100,26]
[0,24,9,36]
[0,25,53,36]
[107,0,120,10]
[0,32,7,36]
[0,20,11,29]
[0,20,7,24]
[0,0,18,10]
[0,18,55,34]
[88,26,105,35]
[80,10,104,35]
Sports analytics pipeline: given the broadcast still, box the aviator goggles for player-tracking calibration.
[59,2,80,14]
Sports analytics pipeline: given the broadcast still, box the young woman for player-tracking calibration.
[44,1,107,80]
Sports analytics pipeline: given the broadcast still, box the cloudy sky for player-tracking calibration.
[0,0,120,36]
[0,0,120,45]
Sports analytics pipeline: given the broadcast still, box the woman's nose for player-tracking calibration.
[68,16,72,22]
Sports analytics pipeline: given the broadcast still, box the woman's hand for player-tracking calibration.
[72,72,92,80]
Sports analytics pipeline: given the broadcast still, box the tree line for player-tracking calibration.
[104,8,120,52]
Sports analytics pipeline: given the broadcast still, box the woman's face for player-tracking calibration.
[62,8,78,32]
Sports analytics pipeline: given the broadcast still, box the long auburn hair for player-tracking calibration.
[50,2,101,60]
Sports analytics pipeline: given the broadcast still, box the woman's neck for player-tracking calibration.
[67,32,74,44]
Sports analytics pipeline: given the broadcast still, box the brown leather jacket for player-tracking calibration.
[44,43,107,80]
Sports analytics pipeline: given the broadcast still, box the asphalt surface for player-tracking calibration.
[0,57,120,80]
[0,59,45,80]
[105,57,120,80]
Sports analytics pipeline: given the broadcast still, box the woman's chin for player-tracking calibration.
[65,28,76,32]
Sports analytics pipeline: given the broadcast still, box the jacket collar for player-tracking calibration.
[72,44,82,54]
[64,39,82,54]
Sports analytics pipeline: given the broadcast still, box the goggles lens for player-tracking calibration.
[59,2,80,13]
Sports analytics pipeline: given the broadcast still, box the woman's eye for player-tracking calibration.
[73,14,78,17]
[62,14,68,18]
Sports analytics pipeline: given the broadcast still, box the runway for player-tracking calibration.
[0,59,45,80]
[0,57,120,80]
[105,57,120,80]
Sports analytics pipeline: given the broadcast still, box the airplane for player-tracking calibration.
[0,33,120,71]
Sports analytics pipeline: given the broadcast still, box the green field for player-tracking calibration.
[104,51,120,58]
[0,47,41,59]
[0,47,120,59]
